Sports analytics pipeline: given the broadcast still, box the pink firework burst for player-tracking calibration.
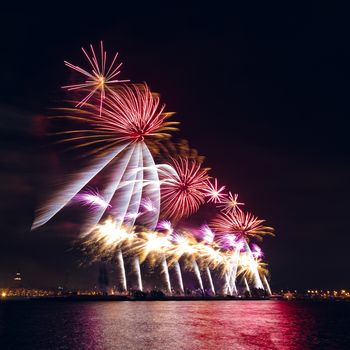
[251,243,264,258]
[200,224,215,243]
[210,209,274,242]
[218,191,244,213]
[75,189,111,210]
[204,178,226,203]
[141,198,157,213]
[62,41,129,115]
[160,157,209,222]
[157,220,173,232]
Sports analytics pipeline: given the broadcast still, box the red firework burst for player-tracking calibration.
[57,84,178,153]
[210,209,274,241]
[102,84,178,142]
[160,157,209,222]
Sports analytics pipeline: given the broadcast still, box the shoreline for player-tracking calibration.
[1,295,269,302]
[1,295,348,302]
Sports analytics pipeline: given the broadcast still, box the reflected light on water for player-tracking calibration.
[0,300,349,349]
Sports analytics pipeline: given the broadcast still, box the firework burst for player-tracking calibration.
[75,188,111,210]
[82,217,136,259]
[237,254,268,283]
[218,191,244,213]
[63,41,129,115]
[211,208,274,242]
[159,157,209,222]
[204,178,226,203]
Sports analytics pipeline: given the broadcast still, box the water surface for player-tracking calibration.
[0,300,349,349]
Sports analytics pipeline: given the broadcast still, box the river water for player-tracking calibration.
[0,300,349,349]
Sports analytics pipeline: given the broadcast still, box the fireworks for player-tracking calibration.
[131,230,172,265]
[82,217,136,259]
[211,208,274,242]
[32,83,178,232]
[204,178,226,203]
[157,220,173,232]
[160,157,209,222]
[63,41,129,115]
[251,244,263,258]
[33,42,276,297]
[218,192,244,213]
[75,189,111,210]
[200,224,215,243]
[237,254,268,282]
[141,198,157,213]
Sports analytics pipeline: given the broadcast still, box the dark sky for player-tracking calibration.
[1,3,349,291]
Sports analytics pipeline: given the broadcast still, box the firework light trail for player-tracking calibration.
[173,261,184,294]
[206,266,216,295]
[33,42,276,297]
[263,275,272,296]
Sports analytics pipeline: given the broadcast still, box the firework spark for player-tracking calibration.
[131,230,172,265]
[141,198,157,213]
[218,192,244,213]
[238,254,268,284]
[157,220,173,233]
[83,217,136,256]
[75,189,111,210]
[63,41,129,115]
[211,209,274,242]
[167,232,199,267]
[160,157,209,222]
[251,243,263,258]
[200,224,215,243]
[204,178,226,203]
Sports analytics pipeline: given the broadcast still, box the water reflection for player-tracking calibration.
[0,300,349,349]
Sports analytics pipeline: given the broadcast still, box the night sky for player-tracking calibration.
[1,4,349,291]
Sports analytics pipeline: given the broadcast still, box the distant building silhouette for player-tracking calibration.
[13,270,22,288]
